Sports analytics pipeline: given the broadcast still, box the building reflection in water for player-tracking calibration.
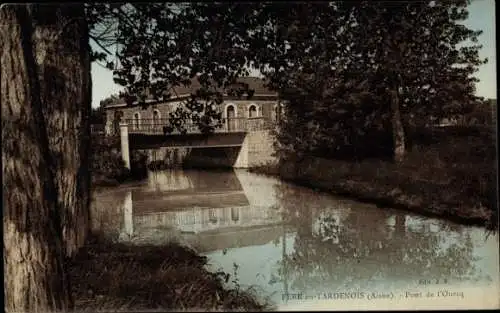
[95,169,283,251]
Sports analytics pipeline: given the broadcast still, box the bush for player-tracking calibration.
[90,135,148,186]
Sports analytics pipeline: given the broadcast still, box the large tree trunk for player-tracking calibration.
[33,4,92,258]
[390,87,406,163]
[1,5,71,312]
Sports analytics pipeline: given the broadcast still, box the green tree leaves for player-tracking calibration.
[86,2,487,155]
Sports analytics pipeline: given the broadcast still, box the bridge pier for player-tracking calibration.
[233,136,249,168]
[120,122,131,169]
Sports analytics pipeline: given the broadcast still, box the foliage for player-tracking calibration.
[90,135,148,186]
[342,0,487,120]
[243,1,488,160]
[85,1,489,155]
[85,3,260,134]
[90,106,105,124]
[90,136,130,184]
[99,94,122,108]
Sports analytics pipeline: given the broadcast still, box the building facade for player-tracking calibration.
[103,77,284,135]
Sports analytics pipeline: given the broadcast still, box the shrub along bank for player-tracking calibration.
[90,135,148,188]
[251,126,497,230]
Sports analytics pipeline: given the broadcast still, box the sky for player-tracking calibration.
[90,0,497,108]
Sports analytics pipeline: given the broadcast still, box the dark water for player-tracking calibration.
[92,169,499,310]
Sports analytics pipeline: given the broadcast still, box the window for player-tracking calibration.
[133,112,141,130]
[226,105,236,118]
[226,104,236,131]
[153,110,161,129]
[248,105,257,118]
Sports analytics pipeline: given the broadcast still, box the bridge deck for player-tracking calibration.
[92,117,274,149]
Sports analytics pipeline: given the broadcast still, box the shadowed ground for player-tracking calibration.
[68,236,271,311]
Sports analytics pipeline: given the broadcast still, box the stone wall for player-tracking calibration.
[246,130,277,168]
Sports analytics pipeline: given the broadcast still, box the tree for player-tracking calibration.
[2,3,264,312]
[87,3,260,134]
[1,4,80,312]
[235,1,488,163]
[99,94,121,108]
[243,3,386,159]
[36,4,92,258]
[333,0,487,162]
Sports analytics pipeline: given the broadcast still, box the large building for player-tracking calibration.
[103,77,283,135]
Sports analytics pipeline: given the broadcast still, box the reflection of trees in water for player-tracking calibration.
[273,182,479,292]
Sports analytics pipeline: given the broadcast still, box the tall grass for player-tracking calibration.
[69,235,271,311]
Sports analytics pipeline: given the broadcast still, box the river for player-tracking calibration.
[91,169,499,310]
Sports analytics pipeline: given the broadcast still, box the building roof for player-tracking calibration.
[104,76,276,109]
[171,76,274,96]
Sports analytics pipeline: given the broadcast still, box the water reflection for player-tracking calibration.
[274,182,497,294]
[144,169,243,193]
[92,169,282,250]
[92,169,499,310]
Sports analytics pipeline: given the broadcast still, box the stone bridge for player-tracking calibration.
[109,117,277,169]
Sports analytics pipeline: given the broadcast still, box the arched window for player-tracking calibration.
[152,110,161,131]
[153,109,160,122]
[133,112,141,130]
[226,104,236,131]
[248,105,257,118]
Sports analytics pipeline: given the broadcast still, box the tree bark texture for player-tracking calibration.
[390,87,406,163]
[32,4,92,258]
[1,5,71,312]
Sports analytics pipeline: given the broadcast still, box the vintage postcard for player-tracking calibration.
[2,1,498,312]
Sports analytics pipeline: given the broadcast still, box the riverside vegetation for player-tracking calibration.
[68,235,269,311]
[90,135,148,188]
[251,124,497,230]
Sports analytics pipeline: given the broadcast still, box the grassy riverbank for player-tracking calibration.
[69,236,269,312]
[251,126,497,230]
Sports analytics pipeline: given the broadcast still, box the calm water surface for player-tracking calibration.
[92,169,499,310]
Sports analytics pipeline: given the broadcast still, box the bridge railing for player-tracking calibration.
[123,117,273,135]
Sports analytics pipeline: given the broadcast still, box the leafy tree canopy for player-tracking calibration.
[85,1,487,153]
